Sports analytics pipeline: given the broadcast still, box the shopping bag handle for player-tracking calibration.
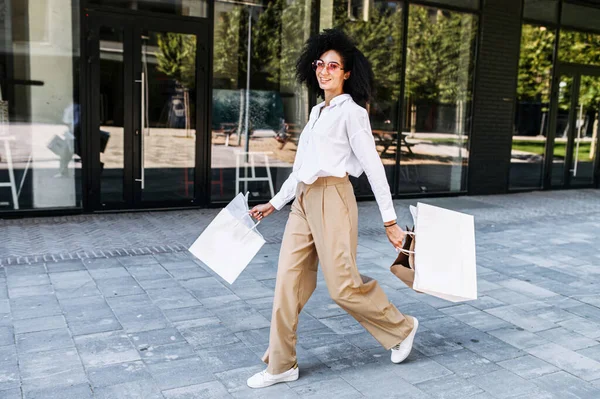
[395,248,415,255]
[233,216,261,239]
[394,230,416,254]
[233,214,261,230]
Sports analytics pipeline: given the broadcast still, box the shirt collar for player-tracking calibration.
[316,93,352,109]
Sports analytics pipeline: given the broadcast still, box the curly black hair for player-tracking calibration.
[296,28,374,104]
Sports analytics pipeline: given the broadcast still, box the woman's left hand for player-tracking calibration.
[385,224,407,251]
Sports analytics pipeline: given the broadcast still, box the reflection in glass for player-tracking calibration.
[510,24,555,190]
[559,30,600,67]
[0,0,81,211]
[399,5,477,194]
[570,75,599,187]
[523,0,558,24]
[141,31,197,202]
[99,27,125,204]
[88,0,208,17]
[333,0,403,197]
[211,0,312,201]
[551,76,573,187]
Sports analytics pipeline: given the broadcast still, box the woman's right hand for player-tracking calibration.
[249,203,276,221]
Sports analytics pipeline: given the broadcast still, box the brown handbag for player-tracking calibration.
[390,226,417,289]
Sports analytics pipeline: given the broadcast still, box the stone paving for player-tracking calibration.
[0,189,599,398]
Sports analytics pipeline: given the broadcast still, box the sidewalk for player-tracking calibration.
[0,189,599,398]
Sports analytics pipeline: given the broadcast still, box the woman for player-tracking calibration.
[247,28,418,389]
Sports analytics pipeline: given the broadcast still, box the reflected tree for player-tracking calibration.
[333,1,403,127]
[156,33,197,135]
[333,3,476,133]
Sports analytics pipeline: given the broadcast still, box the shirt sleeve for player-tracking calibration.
[269,124,307,210]
[269,172,299,210]
[346,107,397,223]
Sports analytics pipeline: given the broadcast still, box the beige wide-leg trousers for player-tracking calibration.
[262,175,414,374]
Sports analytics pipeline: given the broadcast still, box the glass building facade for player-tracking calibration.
[0,0,598,215]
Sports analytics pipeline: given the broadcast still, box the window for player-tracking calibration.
[88,0,208,18]
[510,24,555,190]
[399,5,477,194]
[559,30,600,67]
[332,0,404,198]
[0,0,81,211]
[211,0,313,202]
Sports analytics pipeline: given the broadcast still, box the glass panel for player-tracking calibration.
[0,0,81,211]
[561,2,600,32]
[88,0,208,18]
[570,75,600,187]
[400,5,477,194]
[510,24,555,190]
[551,75,573,187]
[523,0,558,23]
[332,0,403,197]
[559,30,600,67]
[99,26,126,204]
[141,31,196,202]
[211,0,313,202]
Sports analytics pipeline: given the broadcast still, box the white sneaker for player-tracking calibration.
[247,364,299,389]
[391,317,419,364]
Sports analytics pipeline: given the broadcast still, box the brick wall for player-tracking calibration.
[468,0,523,195]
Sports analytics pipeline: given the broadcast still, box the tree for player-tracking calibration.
[333,0,404,128]
[332,3,476,132]
[156,33,196,90]
[213,6,245,89]
[517,25,554,104]
[156,33,197,135]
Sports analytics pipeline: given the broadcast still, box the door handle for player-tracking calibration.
[135,72,145,189]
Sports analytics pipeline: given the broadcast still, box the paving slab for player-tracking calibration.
[86,361,151,389]
[526,343,600,381]
[497,355,559,380]
[93,380,164,399]
[532,371,600,399]
[162,381,232,399]
[23,383,93,399]
[74,331,140,368]
[19,348,87,391]
[146,357,215,391]
[16,328,74,354]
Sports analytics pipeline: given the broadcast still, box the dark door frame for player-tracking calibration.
[545,62,600,189]
[82,10,211,211]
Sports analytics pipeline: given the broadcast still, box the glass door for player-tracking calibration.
[548,65,600,188]
[570,75,600,187]
[87,12,209,209]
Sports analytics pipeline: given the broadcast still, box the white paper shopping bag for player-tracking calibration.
[188,192,265,284]
[412,202,477,302]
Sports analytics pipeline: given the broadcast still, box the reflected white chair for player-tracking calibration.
[235,151,275,198]
[0,135,19,209]
[0,102,30,210]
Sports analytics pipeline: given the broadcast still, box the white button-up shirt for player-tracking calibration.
[269,94,397,223]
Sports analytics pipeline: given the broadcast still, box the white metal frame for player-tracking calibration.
[235,151,275,197]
